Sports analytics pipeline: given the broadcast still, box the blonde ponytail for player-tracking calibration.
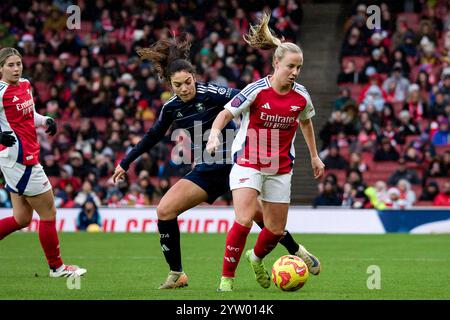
[243,12,303,67]
[243,12,282,50]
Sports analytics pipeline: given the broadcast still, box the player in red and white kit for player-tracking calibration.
[207,14,325,291]
[0,47,86,277]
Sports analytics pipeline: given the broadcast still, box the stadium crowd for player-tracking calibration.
[315,1,450,209]
[0,0,303,208]
[1,1,448,210]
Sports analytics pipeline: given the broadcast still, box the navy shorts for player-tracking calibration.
[183,164,232,204]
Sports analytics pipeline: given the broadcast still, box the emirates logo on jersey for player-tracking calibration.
[16,99,34,115]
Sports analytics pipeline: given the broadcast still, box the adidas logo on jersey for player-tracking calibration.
[176,112,183,118]
[261,103,271,110]
[12,96,19,102]
[290,105,301,111]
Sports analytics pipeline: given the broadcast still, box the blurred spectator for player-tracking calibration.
[396,110,421,144]
[42,154,60,177]
[390,49,410,76]
[359,71,387,112]
[137,171,155,204]
[340,27,365,58]
[323,145,349,170]
[431,118,450,146]
[403,84,428,121]
[344,169,369,208]
[356,119,379,152]
[362,49,390,77]
[397,31,417,58]
[433,182,450,206]
[106,188,123,207]
[382,63,410,102]
[443,151,450,173]
[419,181,440,201]
[384,187,408,209]
[207,67,228,87]
[322,173,344,195]
[417,40,438,67]
[367,31,390,60]
[43,7,67,33]
[387,158,421,186]
[337,60,362,84]
[57,164,81,191]
[416,70,432,97]
[313,181,342,207]
[341,182,355,208]
[77,199,102,231]
[55,181,77,208]
[397,179,416,208]
[334,87,356,111]
[121,183,148,207]
[415,19,437,46]
[403,146,423,164]
[374,180,389,204]
[430,91,446,119]
[423,157,447,181]
[74,180,102,208]
[364,180,388,209]
[154,178,171,198]
[319,110,356,150]
[374,137,400,161]
[348,152,369,173]
[0,185,11,208]
[68,151,91,180]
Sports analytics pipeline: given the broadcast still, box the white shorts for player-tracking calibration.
[1,162,51,196]
[229,164,292,203]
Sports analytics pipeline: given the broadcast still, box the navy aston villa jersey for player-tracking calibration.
[120,82,240,171]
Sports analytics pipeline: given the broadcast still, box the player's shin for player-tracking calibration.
[256,221,299,255]
[158,218,182,272]
[253,227,283,259]
[38,219,63,270]
[222,221,251,278]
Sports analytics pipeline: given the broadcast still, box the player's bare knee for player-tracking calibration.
[235,214,254,228]
[156,203,177,220]
[38,206,57,220]
[264,224,285,236]
[15,215,31,228]
[272,228,285,236]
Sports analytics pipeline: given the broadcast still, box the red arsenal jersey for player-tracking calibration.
[0,78,41,166]
[225,76,315,174]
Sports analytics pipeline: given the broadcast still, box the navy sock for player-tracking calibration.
[157,218,182,272]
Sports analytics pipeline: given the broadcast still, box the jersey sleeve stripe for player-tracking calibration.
[241,81,268,97]
[241,78,266,95]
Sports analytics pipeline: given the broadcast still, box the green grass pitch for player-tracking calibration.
[1,233,449,300]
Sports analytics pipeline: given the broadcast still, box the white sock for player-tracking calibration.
[250,250,261,262]
[55,264,65,272]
